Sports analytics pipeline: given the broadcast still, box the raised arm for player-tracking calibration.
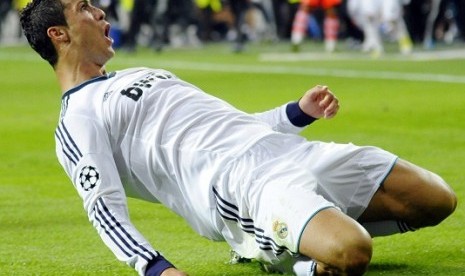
[253,85,339,134]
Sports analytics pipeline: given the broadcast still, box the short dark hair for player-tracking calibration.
[20,0,67,67]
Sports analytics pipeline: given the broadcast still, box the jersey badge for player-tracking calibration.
[273,220,289,239]
[79,165,100,191]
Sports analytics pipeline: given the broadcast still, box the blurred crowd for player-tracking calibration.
[1,0,465,55]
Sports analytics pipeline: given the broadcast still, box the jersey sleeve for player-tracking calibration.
[55,115,173,276]
[252,102,317,134]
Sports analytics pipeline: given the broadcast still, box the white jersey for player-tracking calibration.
[55,67,302,275]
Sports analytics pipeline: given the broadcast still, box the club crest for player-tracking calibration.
[273,220,289,239]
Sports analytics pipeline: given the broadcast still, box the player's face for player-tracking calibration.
[61,0,114,66]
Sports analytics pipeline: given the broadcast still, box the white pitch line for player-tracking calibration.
[2,49,465,84]
[259,48,465,62]
[111,58,465,84]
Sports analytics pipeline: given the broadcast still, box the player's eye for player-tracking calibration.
[79,1,90,11]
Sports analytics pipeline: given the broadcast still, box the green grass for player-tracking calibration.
[0,41,464,275]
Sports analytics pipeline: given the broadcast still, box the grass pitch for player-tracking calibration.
[0,41,464,275]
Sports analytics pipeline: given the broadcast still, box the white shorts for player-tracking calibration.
[348,0,403,23]
[213,134,397,264]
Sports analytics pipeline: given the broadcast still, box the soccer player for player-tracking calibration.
[347,0,413,57]
[20,0,457,275]
[290,0,341,52]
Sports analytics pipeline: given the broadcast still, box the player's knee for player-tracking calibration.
[409,175,457,228]
[335,229,372,275]
[424,177,457,226]
[300,209,372,275]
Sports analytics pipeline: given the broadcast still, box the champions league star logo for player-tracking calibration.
[79,166,100,191]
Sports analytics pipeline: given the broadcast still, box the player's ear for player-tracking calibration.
[47,26,69,43]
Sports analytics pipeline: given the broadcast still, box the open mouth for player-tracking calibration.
[104,23,111,38]
[103,23,114,45]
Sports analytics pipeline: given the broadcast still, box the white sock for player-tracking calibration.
[291,10,309,45]
[362,220,417,237]
[362,17,382,53]
[293,259,317,276]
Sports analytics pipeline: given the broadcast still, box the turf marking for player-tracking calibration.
[2,49,465,84]
[115,59,465,84]
[259,48,465,62]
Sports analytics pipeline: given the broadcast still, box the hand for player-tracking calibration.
[298,85,339,119]
[160,268,188,276]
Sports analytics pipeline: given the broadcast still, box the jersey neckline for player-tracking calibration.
[62,72,116,99]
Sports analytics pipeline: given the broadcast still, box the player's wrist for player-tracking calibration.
[145,255,175,276]
[286,101,318,127]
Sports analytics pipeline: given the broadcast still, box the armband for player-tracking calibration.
[145,255,175,276]
[286,101,317,127]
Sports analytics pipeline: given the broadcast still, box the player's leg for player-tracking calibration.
[222,136,375,275]
[359,0,383,57]
[423,0,441,49]
[298,207,372,275]
[291,0,312,52]
[293,141,456,238]
[228,0,250,52]
[358,158,457,231]
[322,0,341,52]
[322,8,339,52]
[381,0,412,55]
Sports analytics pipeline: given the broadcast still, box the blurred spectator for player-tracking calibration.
[0,0,29,44]
[194,0,276,52]
[422,0,442,49]
[225,0,252,52]
[15,0,458,51]
[290,0,341,52]
[271,0,299,40]
[119,0,200,52]
[403,0,427,43]
[405,0,465,49]
[246,0,278,43]
[338,0,364,47]
[157,0,200,49]
[0,0,13,42]
[195,0,233,42]
[432,0,465,44]
[121,0,161,52]
[452,0,465,40]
